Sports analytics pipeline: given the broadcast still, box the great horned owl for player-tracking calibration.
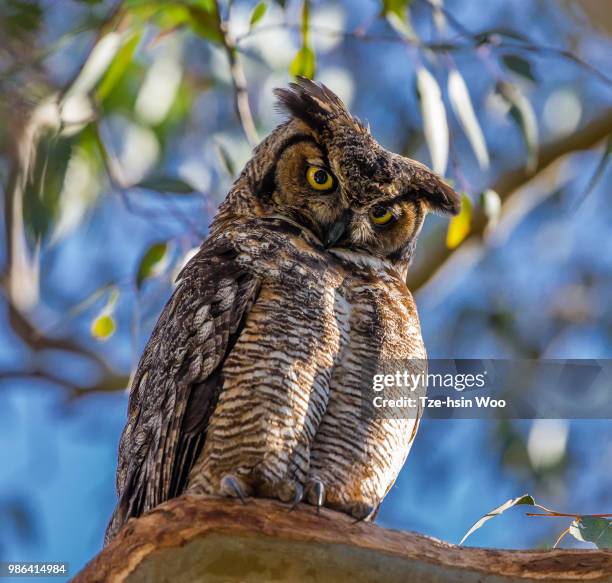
[105,78,460,543]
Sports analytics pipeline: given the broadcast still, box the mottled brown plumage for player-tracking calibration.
[106,78,459,543]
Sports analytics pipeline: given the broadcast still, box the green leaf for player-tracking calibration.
[381,0,411,19]
[137,241,169,288]
[91,314,116,340]
[249,2,267,29]
[416,67,448,175]
[502,55,536,83]
[136,176,195,194]
[89,287,119,341]
[447,68,489,169]
[446,194,472,249]
[460,494,535,545]
[498,81,538,171]
[289,0,315,78]
[23,132,73,241]
[289,46,316,79]
[569,517,612,549]
[96,31,142,101]
[187,5,222,43]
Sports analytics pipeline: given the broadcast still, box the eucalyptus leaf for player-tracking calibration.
[97,31,142,101]
[89,286,120,341]
[502,55,536,83]
[187,6,223,44]
[249,2,267,29]
[569,517,612,549]
[447,68,489,169]
[381,0,411,19]
[446,193,472,249]
[23,133,73,241]
[460,494,535,545]
[290,0,315,78]
[91,314,116,341]
[416,67,448,175]
[498,81,538,171]
[137,241,169,289]
[290,46,316,79]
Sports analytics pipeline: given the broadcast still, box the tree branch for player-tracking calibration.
[407,108,612,292]
[74,497,612,582]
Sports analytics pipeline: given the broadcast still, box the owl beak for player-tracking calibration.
[324,209,351,249]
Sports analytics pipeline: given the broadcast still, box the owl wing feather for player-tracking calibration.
[105,236,260,543]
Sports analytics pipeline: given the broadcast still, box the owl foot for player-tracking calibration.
[286,482,304,509]
[276,479,303,505]
[287,484,305,511]
[304,475,379,520]
[305,479,325,513]
[220,474,249,504]
[250,464,300,503]
[349,502,377,522]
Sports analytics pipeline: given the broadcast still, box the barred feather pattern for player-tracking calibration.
[186,221,348,501]
[307,251,426,517]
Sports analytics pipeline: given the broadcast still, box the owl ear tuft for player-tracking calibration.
[422,177,462,215]
[407,161,461,215]
[274,77,359,132]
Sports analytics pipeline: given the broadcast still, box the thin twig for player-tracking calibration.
[236,22,469,52]
[527,512,612,518]
[553,527,572,549]
[214,0,258,147]
[419,0,612,86]
[499,41,612,87]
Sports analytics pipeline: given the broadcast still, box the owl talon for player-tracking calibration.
[306,479,325,512]
[287,483,304,511]
[220,474,248,504]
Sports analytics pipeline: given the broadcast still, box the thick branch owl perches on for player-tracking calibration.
[105,78,460,543]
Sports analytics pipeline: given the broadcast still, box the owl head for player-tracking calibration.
[218,77,460,269]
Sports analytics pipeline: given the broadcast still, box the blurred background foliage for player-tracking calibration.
[0,0,611,573]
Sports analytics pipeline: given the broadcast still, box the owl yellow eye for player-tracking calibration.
[306,166,334,191]
[369,206,395,225]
